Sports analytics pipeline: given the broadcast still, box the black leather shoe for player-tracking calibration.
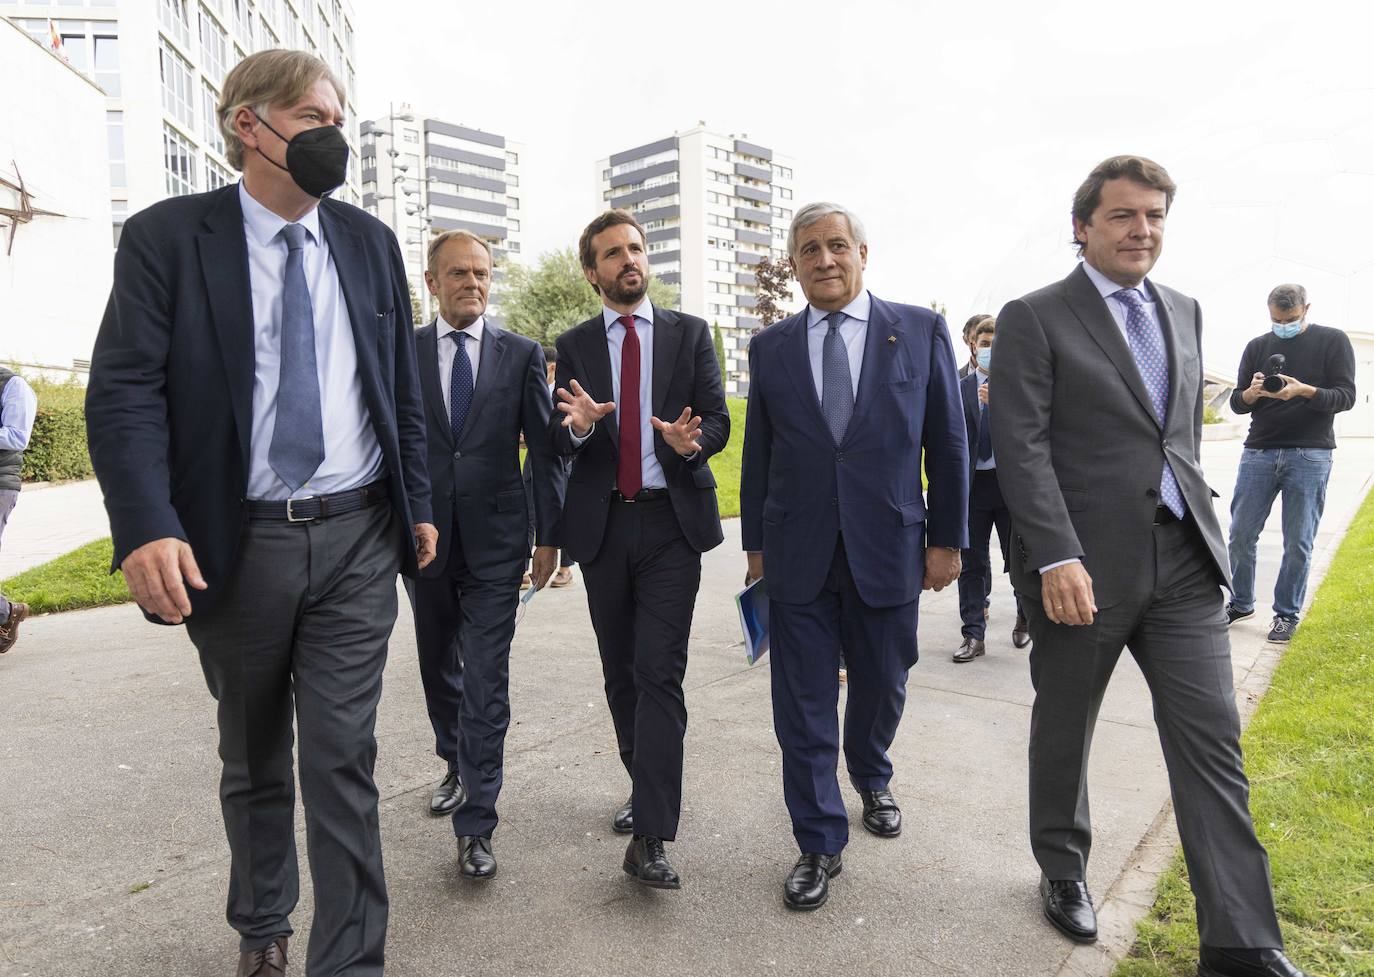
[1199,946,1307,977]
[611,795,633,834]
[1040,876,1097,943]
[783,852,842,910]
[622,835,680,889]
[953,636,986,663]
[457,835,497,879]
[1012,612,1032,649]
[430,770,464,816]
[855,786,902,837]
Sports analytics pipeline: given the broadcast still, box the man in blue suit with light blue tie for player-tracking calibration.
[741,202,968,910]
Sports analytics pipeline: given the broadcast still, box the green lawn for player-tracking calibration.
[1,537,130,614]
[1113,491,1374,977]
[714,397,747,518]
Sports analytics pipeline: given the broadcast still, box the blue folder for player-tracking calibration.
[735,577,770,665]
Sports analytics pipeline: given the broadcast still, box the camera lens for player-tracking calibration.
[1262,374,1287,393]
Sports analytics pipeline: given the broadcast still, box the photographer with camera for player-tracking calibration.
[1226,283,1356,642]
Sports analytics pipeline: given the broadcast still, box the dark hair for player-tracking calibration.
[962,313,993,341]
[541,344,558,364]
[973,318,996,341]
[1070,155,1177,255]
[579,209,646,270]
[1267,283,1308,312]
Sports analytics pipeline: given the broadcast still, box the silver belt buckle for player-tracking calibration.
[285,496,315,522]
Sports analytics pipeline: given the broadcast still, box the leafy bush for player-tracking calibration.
[1202,405,1223,425]
[12,374,93,482]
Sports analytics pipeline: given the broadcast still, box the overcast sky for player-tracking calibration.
[355,0,1374,374]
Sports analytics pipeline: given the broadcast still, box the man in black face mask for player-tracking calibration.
[86,50,434,977]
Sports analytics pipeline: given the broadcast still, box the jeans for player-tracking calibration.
[0,488,17,617]
[1227,446,1333,620]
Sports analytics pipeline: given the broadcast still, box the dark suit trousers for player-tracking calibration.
[184,504,400,977]
[1026,516,1282,948]
[407,529,521,839]
[957,469,1019,639]
[770,538,918,856]
[581,496,700,841]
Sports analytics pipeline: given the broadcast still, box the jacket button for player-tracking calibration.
[453,451,462,460]
[1146,488,1158,499]
[831,498,838,507]
[836,453,844,462]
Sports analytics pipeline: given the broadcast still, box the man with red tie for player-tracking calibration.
[549,209,730,889]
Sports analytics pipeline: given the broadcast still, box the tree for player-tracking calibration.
[408,279,425,325]
[753,254,795,328]
[501,247,680,347]
[712,321,726,379]
[929,299,948,318]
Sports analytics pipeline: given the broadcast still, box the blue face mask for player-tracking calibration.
[976,348,992,372]
[1271,318,1304,340]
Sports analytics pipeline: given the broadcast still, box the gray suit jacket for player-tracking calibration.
[989,264,1227,609]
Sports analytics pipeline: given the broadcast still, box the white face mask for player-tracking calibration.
[1271,318,1304,339]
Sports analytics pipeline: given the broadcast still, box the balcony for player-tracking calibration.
[735,228,772,247]
[734,183,772,205]
[735,205,771,224]
[734,161,772,183]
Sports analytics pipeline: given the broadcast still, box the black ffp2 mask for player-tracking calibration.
[253,112,350,198]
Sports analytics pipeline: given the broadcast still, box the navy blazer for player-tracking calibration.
[86,185,433,619]
[960,371,985,478]
[548,307,729,562]
[414,319,564,580]
[740,295,969,608]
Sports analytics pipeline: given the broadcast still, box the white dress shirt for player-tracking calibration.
[570,297,666,489]
[239,181,384,501]
[1039,260,1161,574]
[436,314,484,414]
[805,290,871,401]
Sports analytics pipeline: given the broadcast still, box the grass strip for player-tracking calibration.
[1,537,131,614]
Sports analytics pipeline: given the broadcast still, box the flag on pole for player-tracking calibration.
[47,19,68,61]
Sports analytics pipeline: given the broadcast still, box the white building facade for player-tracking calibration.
[596,125,798,395]
[1,18,112,373]
[361,108,523,325]
[3,0,363,254]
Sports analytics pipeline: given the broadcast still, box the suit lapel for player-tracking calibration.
[577,318,618,454]
[1150,283,1187,424]
[1063,265,1158,425]
[778,311,829,431]
[416,322,451,445]
[459,323,505,446]
[651,306,683,419]
[318,205,379,393]
[196,187,255,473]
[845,295,897,440]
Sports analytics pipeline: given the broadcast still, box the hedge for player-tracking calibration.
[11,374,93,482]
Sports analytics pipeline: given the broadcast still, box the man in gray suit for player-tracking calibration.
[991,156,1305,977]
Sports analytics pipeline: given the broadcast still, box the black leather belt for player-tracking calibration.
[610,488,669,503]
[247,480,388,523]
[1153,505,1182,526]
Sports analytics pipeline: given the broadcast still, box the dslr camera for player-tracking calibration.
[1262,353,1287,393]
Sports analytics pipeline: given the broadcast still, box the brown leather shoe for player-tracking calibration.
[237,936,288,977]
[0,602,29,654]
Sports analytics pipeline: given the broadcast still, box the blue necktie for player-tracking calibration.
[977,398,993,463]
[449,331,473,442]
[821,311,854,446]
[268,222,324,492]
[1113,288,1185,519]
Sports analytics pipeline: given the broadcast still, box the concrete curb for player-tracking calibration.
[1060,465,1374,977]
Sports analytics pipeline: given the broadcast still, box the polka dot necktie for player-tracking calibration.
[1113,288,1185,519]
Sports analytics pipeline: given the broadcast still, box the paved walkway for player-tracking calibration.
[1,440,1370,977]
[0,480,109,580]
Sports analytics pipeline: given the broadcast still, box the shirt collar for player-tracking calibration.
[437,314,485,343]
[238,180,321,249]
[807,289,872,328]
[1082,259,1151,304]
[603,297,655,332]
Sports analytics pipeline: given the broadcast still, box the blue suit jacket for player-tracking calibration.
[960,371,985,478]
[86,185,433,619]
[740,295,969,607]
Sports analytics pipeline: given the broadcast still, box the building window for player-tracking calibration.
[778,187,793,200]
[199,5,228,83]
[507,218,520,232]
[160,38,195,128]
[232,0,251,41]
[161,0,191,47]
[93,32,120,95]
[106,111,126,188]
[164,124,198,197]
[258,15,278,50]
[403,129,418,144]
[506,196,519,210]
[206,156,234,190]
[111,199,128,248]
[505,150,519,166]
[202,81,225,157]
[506,174,518,188]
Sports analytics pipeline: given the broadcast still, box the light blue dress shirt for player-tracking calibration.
[436,314,485,413]
[597,297,665,489]
[238,182,384,501]
[0,374,37,452]
[805,290,870,401]
[974,368,996,471]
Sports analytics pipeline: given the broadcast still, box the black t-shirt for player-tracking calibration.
[1229,323,1357,449]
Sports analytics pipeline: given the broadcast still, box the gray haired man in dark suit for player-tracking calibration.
[991,156,1305,977]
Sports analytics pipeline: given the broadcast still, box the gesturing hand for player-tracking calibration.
[977,382,989,406]
[555,379,615,437]
[120,537,208,624]
[651,406,703,457]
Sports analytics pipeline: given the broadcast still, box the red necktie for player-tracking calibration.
[616,315,642,499]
